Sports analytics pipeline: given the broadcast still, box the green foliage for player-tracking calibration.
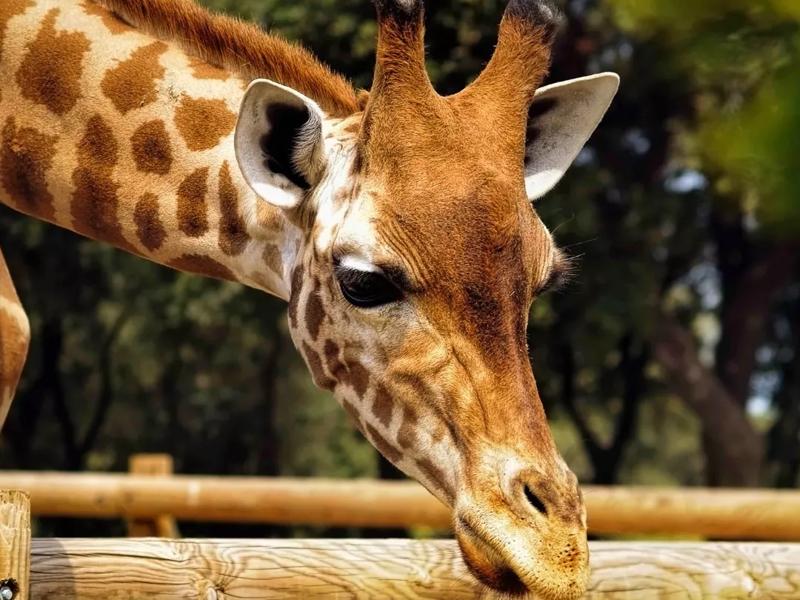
[609,0,800,232]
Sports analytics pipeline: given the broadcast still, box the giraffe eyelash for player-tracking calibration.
[334,264,404,308]
[535,250,576,295]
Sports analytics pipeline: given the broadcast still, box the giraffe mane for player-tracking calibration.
[91,0,360,117]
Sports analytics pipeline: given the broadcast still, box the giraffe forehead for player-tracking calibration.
[322,174,553,308]
[320,109,532,273]
[362,92,527,178]
[370,184,549,287]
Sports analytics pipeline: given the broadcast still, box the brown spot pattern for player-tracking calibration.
[302,342,335,391]
[131,120,172,174]
[218,162,249,256]
[188,56,230,80]
[372,385,393,428]
[177,167,209,237]
[320,340,372,399]
[305,282,325,340]
[70,114,134,251]
[323,340,343,375]
[365,423,402,464]
[0,117,57,221]
[174,96,236,151]
[346,361,370,398]
[397,406,418,450]
[288,265,304,330]
[168,254,234,281]
[101,41,167,115]
[80,0,132,34]
[0,0,33,62]
[133,192,166,251]
[262,244,282,275]
[16,9,90,116]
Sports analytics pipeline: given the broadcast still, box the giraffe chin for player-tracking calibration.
[455,523,527,596]
[454,513,588,600]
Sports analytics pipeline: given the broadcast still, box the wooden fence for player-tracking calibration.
[1,491,799,599]
[1,454,800,539]
[4,484,800,598]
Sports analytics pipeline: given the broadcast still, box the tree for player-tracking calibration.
[604,0,800,486]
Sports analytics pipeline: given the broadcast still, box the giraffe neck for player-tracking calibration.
[0,0,347,299]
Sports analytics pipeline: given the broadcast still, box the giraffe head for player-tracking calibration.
[235,0,617,597]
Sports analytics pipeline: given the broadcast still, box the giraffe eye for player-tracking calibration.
[335,266,403,308]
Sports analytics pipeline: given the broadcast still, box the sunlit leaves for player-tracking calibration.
[607,0,800,232]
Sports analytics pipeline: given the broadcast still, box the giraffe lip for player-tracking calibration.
[454,514,528,596]
[453,509,588,600]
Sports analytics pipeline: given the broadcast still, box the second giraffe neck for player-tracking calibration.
[0,0,337,300]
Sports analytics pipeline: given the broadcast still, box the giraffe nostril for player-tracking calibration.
[523,484,548,516]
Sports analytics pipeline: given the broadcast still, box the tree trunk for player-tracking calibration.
[652,314,764,486]
[715,243,799,408]
[768,291,800,488]
[559,335,647,485]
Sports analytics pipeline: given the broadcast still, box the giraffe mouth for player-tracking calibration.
[453,511,588,600]
[455,515,528,596]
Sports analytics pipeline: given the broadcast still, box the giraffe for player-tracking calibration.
[0,251,29,427]
[0,0,619,597]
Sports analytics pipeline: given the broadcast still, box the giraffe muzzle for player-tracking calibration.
[452,462,589,599]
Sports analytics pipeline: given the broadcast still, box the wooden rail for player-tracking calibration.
[2,469,800,539]
[0,471,449,527]
[29,538,800,598]
[5,488,800,598]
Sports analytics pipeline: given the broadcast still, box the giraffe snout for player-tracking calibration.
[452,458,589,599]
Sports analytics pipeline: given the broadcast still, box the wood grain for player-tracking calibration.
[30,538,480,599]
[587,485,800,541]
[588,541,800,599]
[0,472,453,530]
[0,490,30,600]
[28,539,800,599]
[2,470,800,539]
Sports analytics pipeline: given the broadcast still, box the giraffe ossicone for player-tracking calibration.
[0,0,618,598]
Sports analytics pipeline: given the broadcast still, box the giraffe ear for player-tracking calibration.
[524,72,619,201]
[235,79,327,209]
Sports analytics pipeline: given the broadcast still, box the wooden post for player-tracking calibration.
[126,454,178,538]
[0,490,30,600]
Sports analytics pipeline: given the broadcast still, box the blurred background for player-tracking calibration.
[0,0,798,538]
